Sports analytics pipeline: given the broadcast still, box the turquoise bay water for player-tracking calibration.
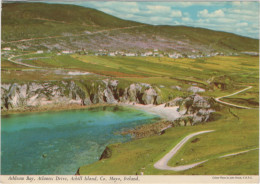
[1,106,160,175]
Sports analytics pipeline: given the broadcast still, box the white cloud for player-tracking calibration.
[182,17,192,22]
[229,9,256,16]
[150,17,172,23]
[170,10,182,17]
[214,18,237,23]
[198,9,225,18]
[197,19,209,23]
[161,2,222,7]
[146,5,171,12]
[236,22,249,27]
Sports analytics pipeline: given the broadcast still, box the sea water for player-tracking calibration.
[1,106,160,175]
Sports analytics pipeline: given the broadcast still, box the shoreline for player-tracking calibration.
[120,102,182,122]
[2,102,182,122]
[1,103,116,116]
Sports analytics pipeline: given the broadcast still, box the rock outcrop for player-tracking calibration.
[187,86,205,93]
[99,146,113,160]
[1,80,162,111]
[167,94,217,126]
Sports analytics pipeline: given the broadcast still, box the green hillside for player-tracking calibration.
[1,2,259,53]
[2,2,142,41]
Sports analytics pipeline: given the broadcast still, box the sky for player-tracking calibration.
[3,1,260,39]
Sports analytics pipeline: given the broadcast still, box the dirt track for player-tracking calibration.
[154,130,258,171]
[154,130,214,171]
[215,86,253,109]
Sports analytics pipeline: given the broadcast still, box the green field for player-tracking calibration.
[3,53,259,103]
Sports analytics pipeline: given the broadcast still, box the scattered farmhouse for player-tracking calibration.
[169,53,183,59]
[109,52,116,56]
[62,50,73,54]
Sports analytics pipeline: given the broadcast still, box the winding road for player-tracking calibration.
[154,130,258,171]
[154,86,257,172]
[215,86,253,109]
[7,54,42,68]
[154,130,214,171]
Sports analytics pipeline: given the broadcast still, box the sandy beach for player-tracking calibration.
[121,103,182,121]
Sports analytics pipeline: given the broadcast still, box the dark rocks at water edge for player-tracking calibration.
[1,80,163,110]
[99,146,113,160]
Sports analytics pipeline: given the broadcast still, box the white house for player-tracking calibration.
[169,53,182,59]
[62,50,73,54]
[109,52,116,56]
[37,50,43,54]
[144,51,153,56]
[118,51,125,55]
[125,53,136,57]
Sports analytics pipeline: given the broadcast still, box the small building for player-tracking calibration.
[62,50,73,54]
[37,50,43,54]
[109,52,116,56]
[144,51,153,56]
[169,53,183,59]
[125,53,136,57]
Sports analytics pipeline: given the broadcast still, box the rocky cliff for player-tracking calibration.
[1,79,218,126]
[165,94,218,126]
[1,79,162,111]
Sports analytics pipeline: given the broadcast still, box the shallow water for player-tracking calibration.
[1,106,160,175]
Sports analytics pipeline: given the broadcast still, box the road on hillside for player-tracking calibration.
[3,25,146,44]
[154,130,214,171]
[154,130,258,172]
[7,54,42,68]
[215,86,253,109]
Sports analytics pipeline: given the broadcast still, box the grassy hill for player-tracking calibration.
[2,2,141,41]
[2,2,259,53]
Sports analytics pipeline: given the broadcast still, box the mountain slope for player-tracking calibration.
[2,2,142,41]
[1,2,259,53]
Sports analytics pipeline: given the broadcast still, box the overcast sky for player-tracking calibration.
[3,1,260,38]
